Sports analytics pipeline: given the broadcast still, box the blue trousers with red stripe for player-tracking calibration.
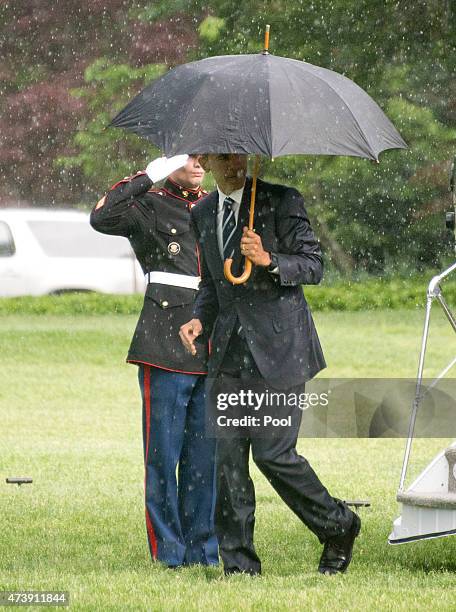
[138,364,218,567]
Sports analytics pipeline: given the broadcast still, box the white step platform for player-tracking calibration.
[389,443,456,544]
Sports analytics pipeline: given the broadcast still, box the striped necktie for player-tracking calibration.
[222,196,244,337]
[222,196,236,259]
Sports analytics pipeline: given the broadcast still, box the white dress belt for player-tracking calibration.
[146,271,201,290]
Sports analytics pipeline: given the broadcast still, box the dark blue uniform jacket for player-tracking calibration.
[91,173,208,374]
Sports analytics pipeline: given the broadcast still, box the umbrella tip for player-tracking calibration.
[263,24,270,54]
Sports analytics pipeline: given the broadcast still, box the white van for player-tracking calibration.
[0,208,145,297]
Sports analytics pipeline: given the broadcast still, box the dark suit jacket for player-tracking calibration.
[191,177,326,390]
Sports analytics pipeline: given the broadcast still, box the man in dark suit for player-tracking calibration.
[180,153,360,576]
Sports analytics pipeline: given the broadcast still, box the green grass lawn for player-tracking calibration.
[1,310,456,610]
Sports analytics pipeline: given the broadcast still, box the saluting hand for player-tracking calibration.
[146,154,189,183]
[179,318,203,356]
[240,227,271,267]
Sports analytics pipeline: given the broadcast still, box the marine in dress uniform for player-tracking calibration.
[90,155,218,568]
[180,153,360,576]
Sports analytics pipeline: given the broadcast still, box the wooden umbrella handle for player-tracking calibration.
[224,155,260,285]
[223,257,252,284]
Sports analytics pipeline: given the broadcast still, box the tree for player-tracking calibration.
[194,0,456,273]
[3,0,455,273]
[0,0,200,205]
[57,59,165,200]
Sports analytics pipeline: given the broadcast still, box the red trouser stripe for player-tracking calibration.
[143,365,158,559]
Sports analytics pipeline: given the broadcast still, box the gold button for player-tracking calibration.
[171,228,177,234]
[161,300,169,308]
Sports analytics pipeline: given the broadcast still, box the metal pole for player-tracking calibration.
[451,156,456,256]
[398,158,456,491]
[436,293,456,332]
[429,261,456,287]
[399,293,433,491]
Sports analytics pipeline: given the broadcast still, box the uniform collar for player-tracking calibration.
[164,178,206,203]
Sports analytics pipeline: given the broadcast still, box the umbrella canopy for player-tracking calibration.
[111,53,407,161]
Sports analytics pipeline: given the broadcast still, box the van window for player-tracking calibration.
[0,221,15,257]
[27,221,132,258]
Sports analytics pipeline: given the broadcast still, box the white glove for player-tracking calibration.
[145,154,189,183]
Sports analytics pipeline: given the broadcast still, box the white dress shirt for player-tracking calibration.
[215,182,278,273]
[216,184,245,258]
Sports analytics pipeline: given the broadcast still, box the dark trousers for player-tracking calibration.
[213,331,354,574]
[138,365,218,567]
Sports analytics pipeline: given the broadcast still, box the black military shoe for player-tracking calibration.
[318,513,361,576]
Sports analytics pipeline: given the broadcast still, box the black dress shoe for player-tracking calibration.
[318,513,361,575]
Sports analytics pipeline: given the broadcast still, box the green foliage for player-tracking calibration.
[306,276,456,311]
[199,16,225,42]
[57,0,456,271]
[0,293,143,316]
[56,59,166,199]
[1,274,454,315]
[131,0,207,26]
[200,1,456,274]
[133,0,193,22]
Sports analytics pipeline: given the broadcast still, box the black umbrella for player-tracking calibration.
[111,27,406,282]
[111,43,405,160]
